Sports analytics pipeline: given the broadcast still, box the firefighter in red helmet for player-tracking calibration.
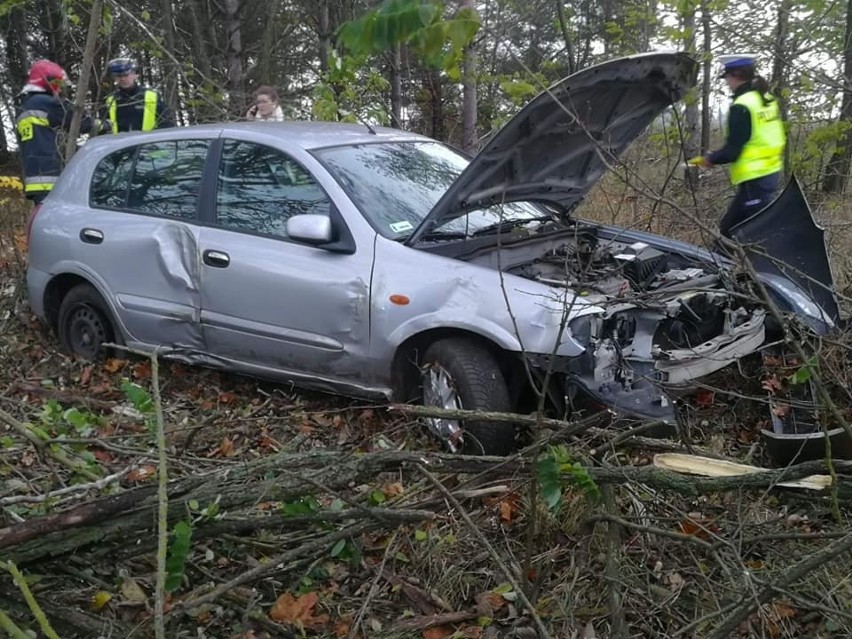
[15,60,106,204]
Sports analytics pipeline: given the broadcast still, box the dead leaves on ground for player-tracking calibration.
[268,591,329,631]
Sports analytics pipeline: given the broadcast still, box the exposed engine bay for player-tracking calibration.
[493,227,768,421]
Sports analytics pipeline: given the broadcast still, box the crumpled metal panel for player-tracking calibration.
[731,177,839,331]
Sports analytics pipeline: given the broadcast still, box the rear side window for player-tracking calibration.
[216,140,330,239]
[90,148,135,208]
[90,140,210,220]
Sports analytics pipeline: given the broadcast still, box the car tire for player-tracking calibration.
[57,284,119,360]
[420,338,515,455]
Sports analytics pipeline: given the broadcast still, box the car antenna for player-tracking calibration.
[338,108,377,135]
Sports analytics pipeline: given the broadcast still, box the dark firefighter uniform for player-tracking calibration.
[15,92,99,203]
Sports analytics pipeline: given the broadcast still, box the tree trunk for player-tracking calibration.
[159,0,180,124]
[4,5,28,90]
[185,0,217,123]
[682,3,699,172]
[555,1,577,74]
[771,0,793,181]
[257,0,282,87]
[318,0,332,77]
[223,0,245,116]
[460,0,477,153]
[389,43,403,128]
[427,69,444,140]
[39,0,68,70]
[700,0,711,154]
[63,0,102,163]
[822,0,852,194]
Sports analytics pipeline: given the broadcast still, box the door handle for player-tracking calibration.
[203,249,230,268]
[80,228,104,244]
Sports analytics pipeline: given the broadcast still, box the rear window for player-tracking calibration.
[90,140,210,220]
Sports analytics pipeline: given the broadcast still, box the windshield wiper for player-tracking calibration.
[470,215,556,237]
[397,229,468,243]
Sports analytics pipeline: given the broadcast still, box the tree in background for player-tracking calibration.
[0,0,851,191]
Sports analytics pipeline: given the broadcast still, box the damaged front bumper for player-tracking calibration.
[527,301,767,426]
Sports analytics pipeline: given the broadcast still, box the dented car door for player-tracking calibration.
[78,139,210,350]
[197,139,373,392]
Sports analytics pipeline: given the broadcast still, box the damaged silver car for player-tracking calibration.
[27,52,839,455]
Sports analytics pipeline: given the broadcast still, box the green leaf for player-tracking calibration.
[414,528,428,542]
[165,520,192,592]
[369,490,386,505]
[536,453,563,510]
[121,381,154,414]
[330,538,346,557]
[280,496,320,517]
[789,355,819,385]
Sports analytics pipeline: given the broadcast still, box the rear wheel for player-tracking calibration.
[420,338,514,455]
[57,284,119,360]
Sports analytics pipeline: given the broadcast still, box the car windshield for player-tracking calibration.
[314,141,556,240]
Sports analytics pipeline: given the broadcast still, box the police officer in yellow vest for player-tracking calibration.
[102,58,174,133]
[691,54,786,237]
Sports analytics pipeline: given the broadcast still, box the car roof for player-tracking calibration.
[86,121,432,152]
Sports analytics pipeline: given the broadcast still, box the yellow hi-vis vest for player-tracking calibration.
[106,90,158,133]
[729,90,785,185]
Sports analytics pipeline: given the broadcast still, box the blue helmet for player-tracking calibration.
[107,57,136,76]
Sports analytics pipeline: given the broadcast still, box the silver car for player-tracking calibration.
[27,52,838,454]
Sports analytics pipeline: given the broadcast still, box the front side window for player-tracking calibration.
[216,140,331,239]
[126,140,210,219]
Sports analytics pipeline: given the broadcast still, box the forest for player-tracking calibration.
[2,0,852,638]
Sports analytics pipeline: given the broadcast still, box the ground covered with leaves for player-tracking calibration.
[2,191,852,639]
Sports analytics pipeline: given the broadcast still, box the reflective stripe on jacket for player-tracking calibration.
[106,89,159,133]
[729,90,786,185]
[15,95,65,198]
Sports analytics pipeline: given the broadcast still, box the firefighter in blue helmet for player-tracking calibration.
[690,54,787,237]
[15,60,107,204]
[102,57,174,132]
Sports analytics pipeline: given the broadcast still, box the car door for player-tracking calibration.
[198,139,374,389]
[83,138,212,350]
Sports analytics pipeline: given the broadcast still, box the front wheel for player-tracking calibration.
[57,284,119,360]
[420,338,514,455]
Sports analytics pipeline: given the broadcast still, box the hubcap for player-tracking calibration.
[67,305,107,359]
[422,364,464,451]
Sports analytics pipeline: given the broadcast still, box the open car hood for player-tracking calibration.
[731,176,839,329]
[406,51,699,245]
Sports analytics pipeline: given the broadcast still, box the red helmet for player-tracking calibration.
[27,60,68,94]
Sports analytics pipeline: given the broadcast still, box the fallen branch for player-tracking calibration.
[705,529,852,639]
[151,352,168,639]
[390,611,479,632]
[179,521,375,610]
[416,463,552,639]
[0,469,128,506]
[1,448,849,564]
[390,402,618,436]
[0,577,132,638]
[0,560,59,639]
[0,610,28,639]
[0,407,100,481]
[11,381,117,412]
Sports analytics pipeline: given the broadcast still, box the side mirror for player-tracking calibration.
[286,214,333,245]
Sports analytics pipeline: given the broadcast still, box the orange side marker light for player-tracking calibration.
[389,294,410,306]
